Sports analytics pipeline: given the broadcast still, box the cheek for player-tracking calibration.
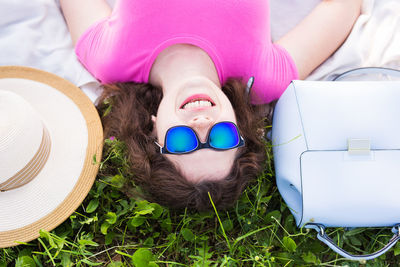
[220,105,237,123]
[217,94,237,122]
[155,121,166,144]
[155,100,171,142]
[155,112,180,144]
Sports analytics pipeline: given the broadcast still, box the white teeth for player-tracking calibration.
[183,100,212,109]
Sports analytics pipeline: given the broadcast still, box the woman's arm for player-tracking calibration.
[60,0,112,45]
[276,0,362,79]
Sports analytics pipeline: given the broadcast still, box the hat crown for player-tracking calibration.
[0,91,44,183]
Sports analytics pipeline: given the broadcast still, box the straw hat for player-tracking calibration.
[0,66,103,248]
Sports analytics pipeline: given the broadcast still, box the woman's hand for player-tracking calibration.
[60,0,112,45]
[276,0,363,79]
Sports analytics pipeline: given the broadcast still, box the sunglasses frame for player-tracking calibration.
[155,121,245,154]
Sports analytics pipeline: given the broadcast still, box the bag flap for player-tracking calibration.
[292,81,400,150]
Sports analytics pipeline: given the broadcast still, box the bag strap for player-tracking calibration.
[306,223,400,261]
[333,67,400,81]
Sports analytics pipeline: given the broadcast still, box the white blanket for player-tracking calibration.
[271,0,400,81]
[0,0,100,101]
[0,0,399,102]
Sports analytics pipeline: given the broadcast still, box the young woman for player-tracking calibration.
[61,0,362,210]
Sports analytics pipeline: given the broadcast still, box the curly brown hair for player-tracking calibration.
[98,78,269,210]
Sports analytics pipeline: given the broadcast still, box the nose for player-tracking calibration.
[187,116,214,142]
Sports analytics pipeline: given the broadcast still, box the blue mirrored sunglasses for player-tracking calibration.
[155,121,245,154]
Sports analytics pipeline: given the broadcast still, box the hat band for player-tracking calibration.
[0,126,51,192]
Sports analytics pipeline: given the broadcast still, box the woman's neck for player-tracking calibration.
[149,44,221,93]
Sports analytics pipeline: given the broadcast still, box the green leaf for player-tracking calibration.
[167,233,176,242]
[116,200,131,217]
[181,228,195,242]
[135,208,154,216]
[349,236,362,246]
[198,235,209,241]
[15,256,36,267]
[86,199,99,213]
[111,174,126,188]
[143,237,154,246]
[102,104,113,118]
[17,248,33,257]
[129,216,146,227]
[161,217,172,232]
[105,232,116,245]
[96,182,107,196]
[131,248,154,267]
[110,191,121,199]
[260,196,272,203]
[344,228,366,236]
[265,210,281,224]
[150,203,163,219]
[135,201,155,216]
[60,252,72,267]
[39,229,56,248]
[78,239,99,247]
[101,222,111,235]
[92,154,97,164]
[80,259,104,266]
[107,262,124,267]
[221,219,233,232]
[283,214,296,233]
[106,212,117,224]
[282,236,297,252]
[80,215,98,225]
[302,251,317,264]
[0,260,7,267]
[394,242,400,256]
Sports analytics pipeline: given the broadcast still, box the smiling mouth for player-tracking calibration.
[180,94,216,110]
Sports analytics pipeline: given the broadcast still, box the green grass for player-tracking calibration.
[1,137,399,266]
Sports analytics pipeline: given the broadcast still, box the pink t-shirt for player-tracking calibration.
[76,0,298,103]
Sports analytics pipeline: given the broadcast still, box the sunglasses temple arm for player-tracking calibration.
[240,135,246,146]
[154,141,163,153]
[245,76,254,99]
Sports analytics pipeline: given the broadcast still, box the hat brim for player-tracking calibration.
[0,66,103,248]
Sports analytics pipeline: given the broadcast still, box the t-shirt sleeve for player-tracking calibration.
[251,43,299,104]
[75,0,138,84]
[75,18,114,83]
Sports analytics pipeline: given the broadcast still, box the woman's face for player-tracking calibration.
[153,77,238,183]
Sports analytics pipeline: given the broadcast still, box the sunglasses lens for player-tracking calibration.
[165,126,198,153]
[209,122,240,149]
